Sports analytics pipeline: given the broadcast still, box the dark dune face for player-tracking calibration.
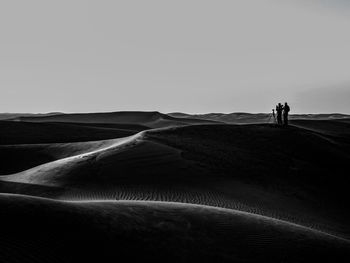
[291,119,350,138]
[147,124,350,189]
[1,113,350,262]
[0,121,147,173]
[0,138,123,174]
[1,194,349,263]
[0,121,147,145]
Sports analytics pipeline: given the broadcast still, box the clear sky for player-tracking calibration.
[1,0,349,114]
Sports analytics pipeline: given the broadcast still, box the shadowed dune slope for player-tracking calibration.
[146,124,350,234]
[1,123,350,239]
[0,194,349,263]
[0,138,124,174]
[146,124,350,189]
[291,119,350,138]
[0,121,147,145]
[12,111,220,128]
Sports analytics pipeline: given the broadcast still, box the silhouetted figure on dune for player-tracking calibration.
[276,103,284,126]
[283,102,290,126]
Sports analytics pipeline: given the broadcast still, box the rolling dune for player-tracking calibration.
[291,119,350,138]
[169,112,350,124]
[11,111,220,128]
[0,112,61,121]
[0,138,128,174]
[0,194,349,263]
[1,122,350,242]
[1,118,350,262]
[0,120,147,145]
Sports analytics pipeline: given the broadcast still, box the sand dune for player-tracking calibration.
[169,112,272,124]
[1,194,349,263]
[291,119,350,137]
[1,119,350,262]
[0,120,147,145]
[5,111,349,126]
[0,138,127,174]
[11,111,220,128]
[169,112,350,124]
[1,122,349,241]
[0,112,61,121]
[1,133,143,185]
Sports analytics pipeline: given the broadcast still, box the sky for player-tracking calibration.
[0,0,349,114]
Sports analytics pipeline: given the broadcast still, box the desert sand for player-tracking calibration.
[1,111,350,262]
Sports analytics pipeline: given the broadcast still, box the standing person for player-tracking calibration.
[276,103,284,126]
[283,102,290,126]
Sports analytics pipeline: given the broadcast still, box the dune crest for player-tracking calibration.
[1,132,145,186]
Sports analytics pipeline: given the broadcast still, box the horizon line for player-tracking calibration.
[1,110,350,116]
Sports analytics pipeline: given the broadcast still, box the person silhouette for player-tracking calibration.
[283,102,290,126]
[276,103,284,126]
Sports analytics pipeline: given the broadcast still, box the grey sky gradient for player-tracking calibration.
[1,0,349,114]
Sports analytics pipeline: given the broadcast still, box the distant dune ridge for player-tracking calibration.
[5,110,350,125]
[1,111,350,262]
[168,112,350,124]
[0,112,62,121]
[9,111,220,128]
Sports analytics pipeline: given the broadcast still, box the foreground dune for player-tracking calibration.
[1,118,350,262]
[1,193,349,263]
[1,122,349,241]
